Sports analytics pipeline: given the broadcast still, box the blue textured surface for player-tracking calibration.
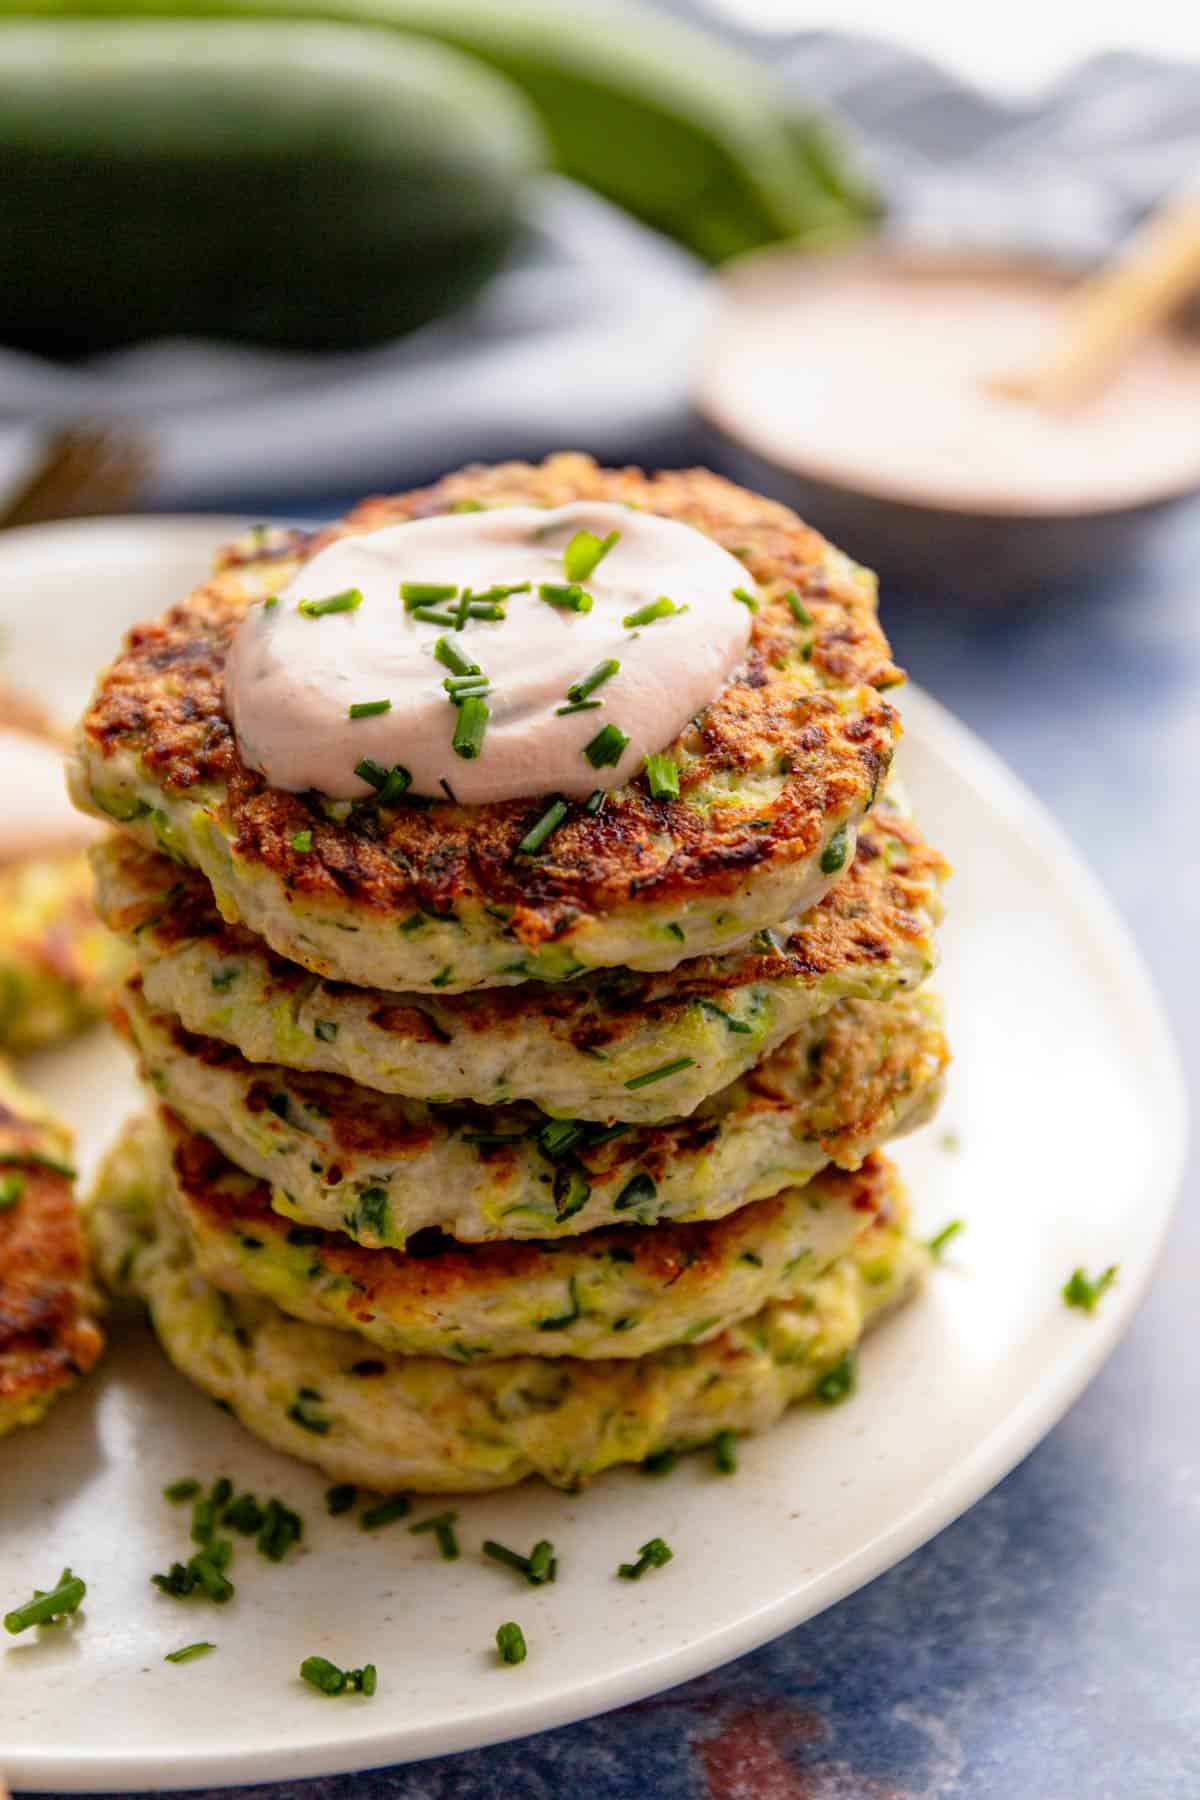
[32,491,1200,1799]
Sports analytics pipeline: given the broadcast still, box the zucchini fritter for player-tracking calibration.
[93,789,946,1124]
[119,975,946,1245]
[89,1115,926,1494]
[71,455,903,994]
[0,1063,103,1436]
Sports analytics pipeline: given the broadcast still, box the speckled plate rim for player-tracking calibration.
[0,518,1188,1793]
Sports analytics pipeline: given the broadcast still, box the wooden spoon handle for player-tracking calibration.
[994,192,1200,411]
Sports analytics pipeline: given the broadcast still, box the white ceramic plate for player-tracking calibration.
[0,520,1187,1793]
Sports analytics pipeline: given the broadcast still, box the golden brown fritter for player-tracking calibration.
[118,970,945,1245]
[92,793,947,1123]
[159,1106,899,1360]
[71,455,903,993]
[0,1064,103,1436]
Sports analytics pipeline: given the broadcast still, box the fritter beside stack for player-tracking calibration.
[75,455,949,1493]
[0,1061,103,1437]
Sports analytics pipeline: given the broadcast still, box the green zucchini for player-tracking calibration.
[0,20,545,353]
[19,0,876,261]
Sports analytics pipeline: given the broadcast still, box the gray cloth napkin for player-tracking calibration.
[3,16,1198,508]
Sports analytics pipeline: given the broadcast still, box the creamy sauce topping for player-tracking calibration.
[704,259,1200,514]
[0,727,103,865]
[226,503,753,804]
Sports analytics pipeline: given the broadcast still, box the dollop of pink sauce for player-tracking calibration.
[226,502,752,803]
[705,260,1200,514]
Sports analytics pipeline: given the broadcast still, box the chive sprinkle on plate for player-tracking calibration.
[348,699,391,720]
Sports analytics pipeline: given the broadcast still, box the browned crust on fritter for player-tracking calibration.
[117,976,944,1196]
[746,991,950,1159]
[81,455,902,943]
[103,807,947,1063]
[165,1110,893,1312]
[0,1095,103,1420]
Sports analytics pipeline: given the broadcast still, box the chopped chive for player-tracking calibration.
[300,1655,347,1695]
[451,498,484,512]
[378,764,413,807]
[411,606,459,626]
[165,1642,215,1664]
[464,601,506,621]
[623,595,686,629]
[223,1494,265,1535]
[354,758,412,805]
[445,682,491,705]
[528,1540,557,1584]
[452,696,489,760]
[585,789,606,814]
[434,635,480,677]
[731,585,759,612]
[291,829,313,853]
[473,581,530,604]
[0,1172,25,1209]
[815,1351,857,1405]
[185,1553,234,1604]
[927,1219,965,1258]
[640,1449,677,1477]
[5,1569,86,1634]
[618,1537,673,1580]
[482,1540,530,1579]
[164,1477,202,1505]
[1063,1264,1118,1313]
[519,799,569,855]
[713,1429,738,1475]
[495,1622,527,1665]
[564,528,620,582]
[624,1056,694,1091]
[644,753,679,801]
[256,1498,303,1562]
[401,582,458,607]
[360,1495,410,1531]
[538,581,593,613]
[263,595,279,610]
[537,1118,586,1161]
[820,824,850,875]
[326,1486,357,1519]
[556,700,603,715]
[410,1510,460,1561]
[348,699,392,720]
[784,590,812,626]
[359,1665,378,1696]
[297,587,362,618]
[583,723,630,768]
[567,658,620,704]
[354,757,388,790]
[482,1538,556,1586]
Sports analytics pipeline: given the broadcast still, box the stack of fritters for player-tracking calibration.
[74,455,949,1493]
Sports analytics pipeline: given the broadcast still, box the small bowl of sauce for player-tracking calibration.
[696,245,1200,597]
